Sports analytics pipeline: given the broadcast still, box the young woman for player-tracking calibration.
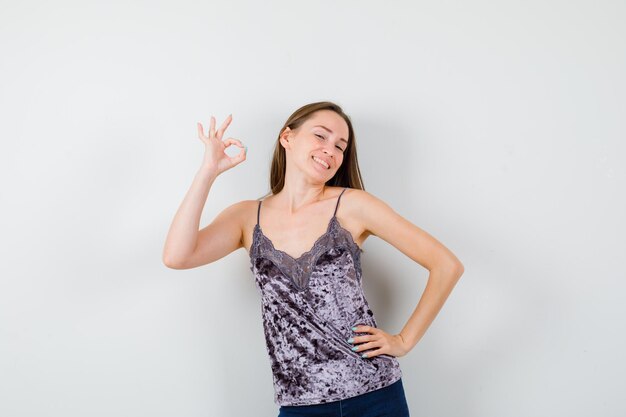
[163,101,464,416]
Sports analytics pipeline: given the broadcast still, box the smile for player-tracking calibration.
[312,156,330,169]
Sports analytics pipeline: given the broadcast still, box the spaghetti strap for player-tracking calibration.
[333,187,349,217]
[256,200,262,226]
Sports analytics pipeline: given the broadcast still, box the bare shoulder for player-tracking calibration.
[331,187,382,244]
[340,187,386,214]
[217,197,264,244]
[341,188,390,234]
[346,188,422,242]
[231,198,262,234]
[214,198,256,229]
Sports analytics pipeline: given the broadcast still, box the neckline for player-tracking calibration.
[253,215,362,263]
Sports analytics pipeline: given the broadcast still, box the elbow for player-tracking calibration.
[436,259,464,280]
[162,253,185,270]
[162,257,176,269]
[452,261,464,280]
[444,251,464,278]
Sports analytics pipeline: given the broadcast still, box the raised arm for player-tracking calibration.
[162,114,247,269]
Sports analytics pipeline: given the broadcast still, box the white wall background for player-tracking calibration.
[1,1,624,416]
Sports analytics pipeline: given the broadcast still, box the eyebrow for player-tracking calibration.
[313,125,348,144]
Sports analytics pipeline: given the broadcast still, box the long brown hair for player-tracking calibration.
[258,101,365,199]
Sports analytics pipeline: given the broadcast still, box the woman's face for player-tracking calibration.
[281,110,350,180]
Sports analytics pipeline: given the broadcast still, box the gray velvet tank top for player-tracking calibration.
[249,187,403,406]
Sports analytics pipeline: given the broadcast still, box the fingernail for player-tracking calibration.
[347,338,354,344]
[351,346,358,351]
[351,327,357,331]
[361,353,368,358]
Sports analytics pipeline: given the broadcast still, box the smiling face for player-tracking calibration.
[280,109,350,180]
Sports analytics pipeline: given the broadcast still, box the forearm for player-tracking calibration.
[162,164,218,265]
[398,263,464,351]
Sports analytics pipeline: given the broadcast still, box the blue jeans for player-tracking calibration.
[277,378,410,417]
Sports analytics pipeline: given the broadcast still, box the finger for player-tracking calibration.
[352,325,375,334]
[222,139,246,159]
[234,147,247,162]
[348,333,374,345]
[197,122,206,140]
[209,115,216,138]
[215,114,232,140]
[222,137,244,148]
[361,346,387,359]
[351,339,380,352]
[227,145,247,166]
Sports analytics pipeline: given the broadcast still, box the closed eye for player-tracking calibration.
[316,134,345,153]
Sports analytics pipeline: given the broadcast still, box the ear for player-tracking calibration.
[279,127,293,149]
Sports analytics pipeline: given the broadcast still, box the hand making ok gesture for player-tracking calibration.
[197,114,246,176]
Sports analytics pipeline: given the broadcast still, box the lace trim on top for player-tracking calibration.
[250,215,363,291]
